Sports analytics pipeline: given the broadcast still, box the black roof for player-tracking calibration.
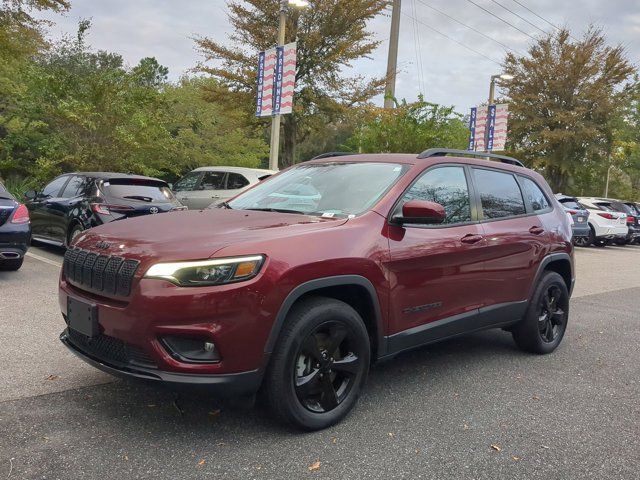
[68,172,165,183]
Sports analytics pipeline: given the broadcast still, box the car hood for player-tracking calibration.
[73,209,347,262]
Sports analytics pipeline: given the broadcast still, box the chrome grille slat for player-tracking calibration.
[63,247,139,297]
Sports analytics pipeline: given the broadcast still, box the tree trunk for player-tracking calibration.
[281,116,297,169]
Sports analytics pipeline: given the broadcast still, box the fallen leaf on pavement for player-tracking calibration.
[198,459,205,466]
[46,375,59,381]
[331,437,337,444]
[512,456,520,461]
[490,444,502,452]
[208,409,221,416]
[388,432,395,438]
[308,460,320,472]
[532,395,540,401]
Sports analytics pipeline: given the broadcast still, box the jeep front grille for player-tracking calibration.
[64,247,140,297]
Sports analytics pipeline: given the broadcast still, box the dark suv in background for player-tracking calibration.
[0,181,31,270]
[59,150,574,430]
[25,172,184,246]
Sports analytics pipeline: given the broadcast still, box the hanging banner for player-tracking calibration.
[469,103,509,151]
[255,42,296,117]
[486,104,497,151]
[468,107,477,151]
[492,104,509,151]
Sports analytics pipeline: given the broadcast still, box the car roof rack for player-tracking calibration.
[310,152,357,160]
[417,148,525,168]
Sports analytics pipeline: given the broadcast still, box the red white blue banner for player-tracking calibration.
[468,107,477,151]
[256,42,296,117]
[469,103,509,151]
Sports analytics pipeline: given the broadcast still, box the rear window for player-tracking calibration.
[594,202,615,212]
[559,198,582,210]
[473,168,526,219]
[102,179,175,203]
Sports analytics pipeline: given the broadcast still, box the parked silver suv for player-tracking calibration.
[172,166,275,210]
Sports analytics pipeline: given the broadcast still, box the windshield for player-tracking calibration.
[227,162,408,217]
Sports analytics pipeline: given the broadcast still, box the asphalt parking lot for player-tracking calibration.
[1,244,639,479]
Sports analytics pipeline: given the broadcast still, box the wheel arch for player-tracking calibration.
[66,218,85,245]
[531,253,574,298]
[264,275,385,362]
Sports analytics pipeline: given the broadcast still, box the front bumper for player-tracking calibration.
[60,328,262,395]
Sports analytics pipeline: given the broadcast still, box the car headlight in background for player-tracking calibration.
[144,255,264,286]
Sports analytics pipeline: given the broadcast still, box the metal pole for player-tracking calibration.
[605,162,613,197]
[269,2,287,171]
[384,0,401,109]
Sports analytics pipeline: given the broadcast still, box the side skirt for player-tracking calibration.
[381,301,528,359]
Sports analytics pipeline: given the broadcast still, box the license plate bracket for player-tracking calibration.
[67,297,99,338]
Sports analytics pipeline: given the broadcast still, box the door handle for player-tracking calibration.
[529,226,545,235]
[460,234,484,244]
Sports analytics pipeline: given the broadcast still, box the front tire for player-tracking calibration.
[264,297,370,430]
[67,224,84,246]
[512,271,569,354]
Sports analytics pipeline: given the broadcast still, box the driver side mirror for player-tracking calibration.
[24,190,38,200]
[393,200,446,225]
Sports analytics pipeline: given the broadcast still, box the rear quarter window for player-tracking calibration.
[519,177,551,213]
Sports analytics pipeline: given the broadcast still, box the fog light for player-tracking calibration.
[161,336,220,363]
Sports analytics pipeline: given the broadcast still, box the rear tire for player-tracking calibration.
[264,297,370,430]
[512,271,569,354]
[67,224,84,247]
[0,258,24,271]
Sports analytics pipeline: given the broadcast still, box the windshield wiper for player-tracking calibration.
[123,195,153,202]
[244,207,306,215]
[217,201,233,209]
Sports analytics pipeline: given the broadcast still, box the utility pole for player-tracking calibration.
[605,161,613,197]
[384,0,401,109]
[268,1,288,171]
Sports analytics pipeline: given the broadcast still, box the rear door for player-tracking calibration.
[473,168,548,306]
[28,175,71,240]
[221,172,251,202]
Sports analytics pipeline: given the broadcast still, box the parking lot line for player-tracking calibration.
[25,251,62,268]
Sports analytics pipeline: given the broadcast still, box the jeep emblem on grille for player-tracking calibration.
[149,206,159,214]
[95,241,111,250]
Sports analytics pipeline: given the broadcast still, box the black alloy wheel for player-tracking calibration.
[537,285,566,343]
[294,321,362,413]
[512,271,569,354]
[264,297,370,430]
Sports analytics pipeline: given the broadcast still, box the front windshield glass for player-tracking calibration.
[227,162,408,218]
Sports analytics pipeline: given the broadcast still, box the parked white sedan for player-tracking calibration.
[577,197,628,246]
[172,166,276,210]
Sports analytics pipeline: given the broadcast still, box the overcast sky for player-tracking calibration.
[39,0,640,112]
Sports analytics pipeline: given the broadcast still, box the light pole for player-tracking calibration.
[384,0,401,109]
[604,162,614,198]
[269,0,309,171]
[484,73,514,152]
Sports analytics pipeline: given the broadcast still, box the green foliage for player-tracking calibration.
[347,98,469,154]
[503,28,635,194]
[1,175,38,200]
[0,21,268,184]
[195,0,389,167]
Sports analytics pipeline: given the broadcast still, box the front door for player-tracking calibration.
[385,165,487,342]
[187,171,227,209]
[28,175,70,240]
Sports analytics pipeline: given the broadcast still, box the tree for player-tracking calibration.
[347,98,469,153]
[503,28,635,194]
[195,0,389,168]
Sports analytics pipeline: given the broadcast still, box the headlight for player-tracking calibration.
[144,255,264,286]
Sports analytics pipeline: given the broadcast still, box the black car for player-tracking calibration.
[0,181,31,270]
[25,172,184,246]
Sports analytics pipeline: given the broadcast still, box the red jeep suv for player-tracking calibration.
[59,149,574,430]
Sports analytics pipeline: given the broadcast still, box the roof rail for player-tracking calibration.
[417,148,525,168]
[310,152,357,160]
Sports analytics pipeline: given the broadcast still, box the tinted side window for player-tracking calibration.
[42,176,70,197]
[226,173,250,190]
[520,177,550,212]
[401,166,472,224]
[200,172,226,190]
[61,176,85,198]
[473,169,525,219]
